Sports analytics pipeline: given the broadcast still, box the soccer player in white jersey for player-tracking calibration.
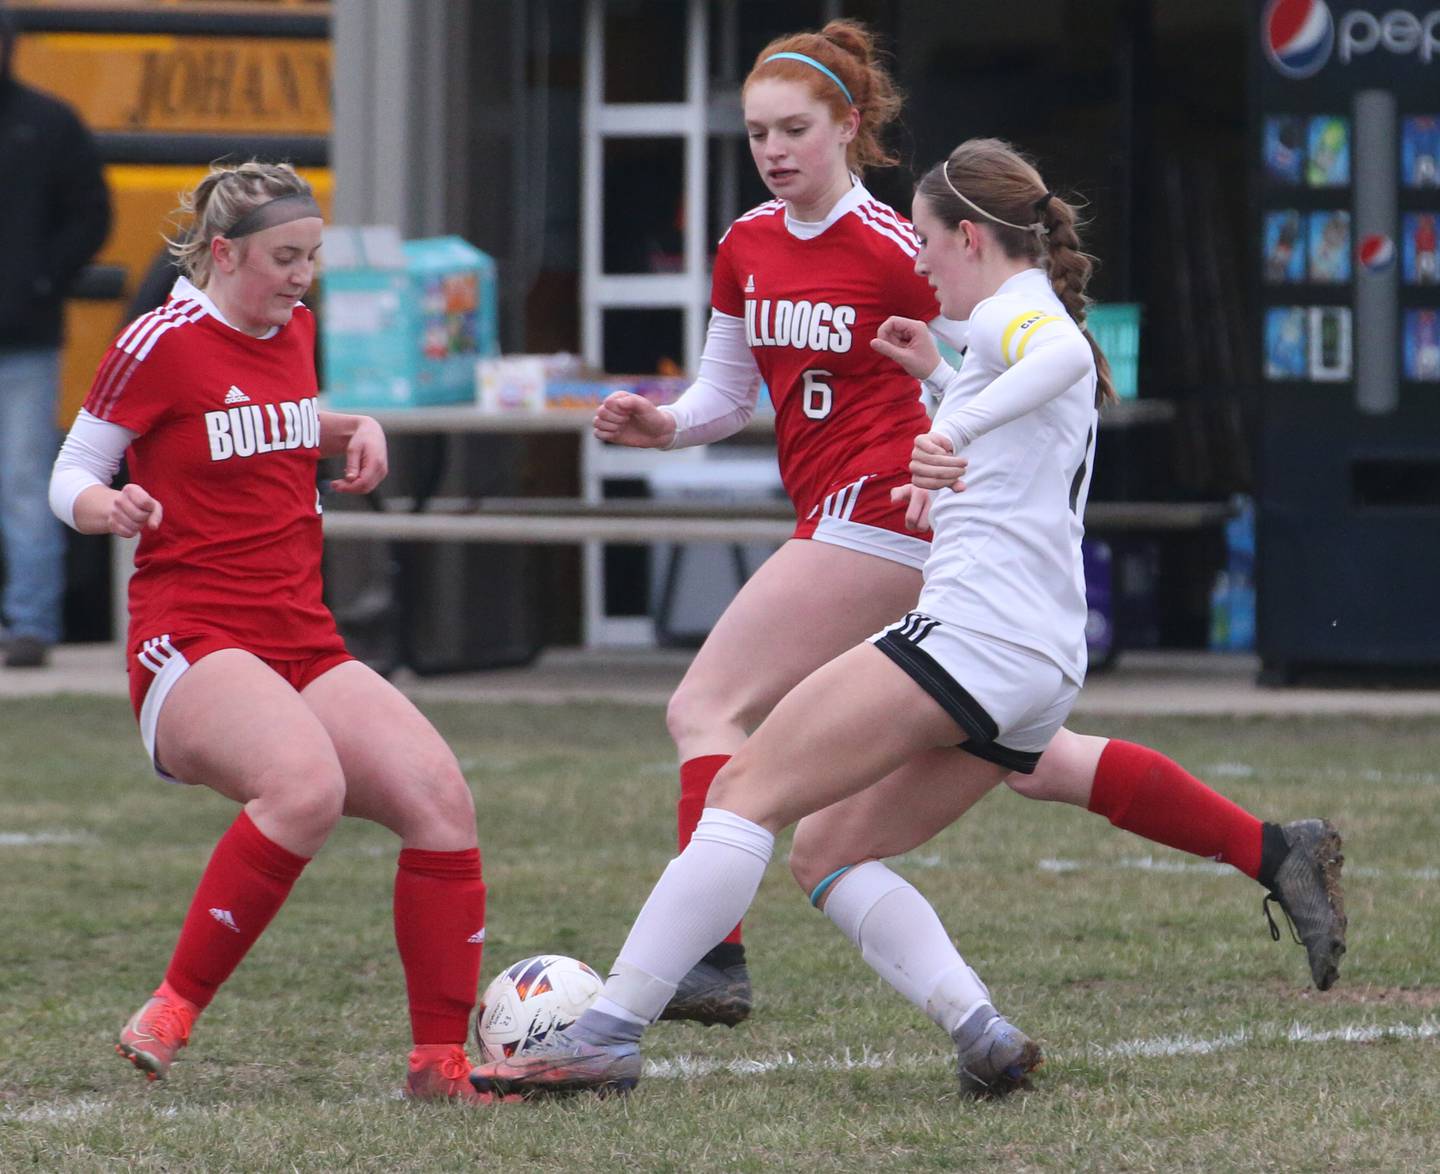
[586,20,1345,1031]
[471,139,1342,1101]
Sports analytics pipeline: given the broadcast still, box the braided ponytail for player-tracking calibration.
[1039,199,1116,406]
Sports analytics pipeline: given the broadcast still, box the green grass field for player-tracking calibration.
[1,696,1437,1172]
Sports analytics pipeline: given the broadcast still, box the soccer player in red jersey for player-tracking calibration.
[591,21,1345,1026]
[48,162,502,1105]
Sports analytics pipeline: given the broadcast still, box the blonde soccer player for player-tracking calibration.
[49,161,504,1105]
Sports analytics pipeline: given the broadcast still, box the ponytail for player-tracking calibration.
[1038,196,1116,406]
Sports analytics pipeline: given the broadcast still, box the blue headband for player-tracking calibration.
[761,51,854,106]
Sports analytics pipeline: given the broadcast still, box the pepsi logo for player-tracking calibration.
[1357,233,1396,272]
[1263,0,1335,78]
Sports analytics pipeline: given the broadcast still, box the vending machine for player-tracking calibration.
[1252,0,1440,679]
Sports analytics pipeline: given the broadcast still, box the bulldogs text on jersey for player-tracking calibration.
[744,298,855,353]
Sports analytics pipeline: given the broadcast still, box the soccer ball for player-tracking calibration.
[472,954,604,1062]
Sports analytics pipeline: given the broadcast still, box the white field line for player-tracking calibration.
[0,830,92,847]
[6,1020,1436,1122]
[1038,855,1440,882]
[1199,762,1440,786]
[1098,1018,1440,1059]
[650,1018,1440,1076]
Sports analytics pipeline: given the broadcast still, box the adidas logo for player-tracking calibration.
[223,385,251,404]
[466,928,486,944]
[744,273,756,293]
[209,907,241,933]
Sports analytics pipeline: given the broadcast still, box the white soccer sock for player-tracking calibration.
[822,860,991,1038]
[595,808,774,1025]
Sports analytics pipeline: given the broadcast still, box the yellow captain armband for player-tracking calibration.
[999,310,1064,367]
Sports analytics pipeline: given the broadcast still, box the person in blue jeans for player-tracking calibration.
[0,9,111,666]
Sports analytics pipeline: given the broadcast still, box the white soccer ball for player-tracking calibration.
[472,954,605,1062]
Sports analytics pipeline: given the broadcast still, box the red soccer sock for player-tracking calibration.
[678,755,743,947]
[1087,740,1264,878]
[163,809,310,1010]
[394,847,486,1046]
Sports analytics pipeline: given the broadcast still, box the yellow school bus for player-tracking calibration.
[10,0,332,422]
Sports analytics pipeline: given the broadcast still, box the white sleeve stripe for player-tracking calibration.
[131,302,205,359]
[862,201,921,246]
[96,302,200,415]
[89,350,139,420]
[721,202,784,243]
[855,205,919,256]
[117,300,196,354]
[92,352,143,420]
[114,304,174,351]
[98,355,151,421]
[134,311,198,361]
[123,301,204,357]
[735,201,784,222]
[86,347,127,415]
[94,302,206,416]
[853,205,918,257]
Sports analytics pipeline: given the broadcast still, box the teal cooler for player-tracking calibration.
[323,231,498,408]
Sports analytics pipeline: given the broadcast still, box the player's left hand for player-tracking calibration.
[889,483,935,532]
[910,432,968,492]
[332,415,389,493]
[872,315,942,380]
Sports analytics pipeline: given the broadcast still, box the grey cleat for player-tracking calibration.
[955,1013,1043,1098]
[658,943,752,1027]
[1264,818,1347,991]
[468,1028,642,1097]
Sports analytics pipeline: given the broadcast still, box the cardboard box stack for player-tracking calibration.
[322,226,498,408]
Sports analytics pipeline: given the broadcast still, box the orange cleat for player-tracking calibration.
[116,993,198,1081]
[406,1044,522,1105]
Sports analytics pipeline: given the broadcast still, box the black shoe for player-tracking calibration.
[658,942,752,1027]
[4,636,49,668]
[1263,819,1347,991]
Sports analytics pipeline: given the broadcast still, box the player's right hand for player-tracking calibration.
[872,315,942,380]
[593,390,676,448]
[889,483,934,532]
[910,433,968,492]
[109,483,163,537]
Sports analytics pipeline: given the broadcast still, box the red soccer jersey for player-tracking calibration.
[711,184,938,514]
[84,281,339,659]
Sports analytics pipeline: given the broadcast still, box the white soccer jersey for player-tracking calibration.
[918,268,1099,684]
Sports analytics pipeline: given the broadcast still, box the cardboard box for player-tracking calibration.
[322,227,499,408]
[477,353,587,412]
[476,356,694,413]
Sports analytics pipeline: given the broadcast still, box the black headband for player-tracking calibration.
[222,193,323,239]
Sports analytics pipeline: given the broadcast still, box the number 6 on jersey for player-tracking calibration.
[801,368,833,420]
